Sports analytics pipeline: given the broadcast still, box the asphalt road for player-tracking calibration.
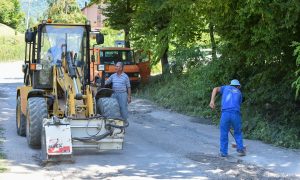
[0,61,299,179]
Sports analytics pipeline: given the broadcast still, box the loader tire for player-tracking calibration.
[97,97,121,118]
[16,96,26,136]
[26,97,48,148]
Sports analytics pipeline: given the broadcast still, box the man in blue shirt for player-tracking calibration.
[105,62,131,120]
[48,38,65,65]
[209,79,246,157]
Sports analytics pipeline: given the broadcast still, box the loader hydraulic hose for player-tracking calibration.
[72,129,113,142]
[66,52,82,100]
[71,116,129,143]
[66,115,129,129]
[105,117,129,129]
[66,52,77,79]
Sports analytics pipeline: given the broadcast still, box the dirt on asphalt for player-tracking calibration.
[0,61,298,179]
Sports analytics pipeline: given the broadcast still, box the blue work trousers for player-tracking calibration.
[220,111,244,155]
[112,92,128,120]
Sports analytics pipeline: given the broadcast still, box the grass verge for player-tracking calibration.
[0,35,25,62]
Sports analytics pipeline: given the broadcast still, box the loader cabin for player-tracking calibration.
[24,21,91,89]
[90,47,141,87]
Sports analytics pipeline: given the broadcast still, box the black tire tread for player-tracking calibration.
[97,97,121,118]
[16,96,26,136]
[26,97,48,148]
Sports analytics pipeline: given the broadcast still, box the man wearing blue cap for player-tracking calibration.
[209,79,246,157]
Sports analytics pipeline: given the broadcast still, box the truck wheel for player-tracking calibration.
[16,96,26,136]
[97,97,121,118]
[26,97,48,148]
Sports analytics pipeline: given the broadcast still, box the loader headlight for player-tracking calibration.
[36,64,43,70]
[30,63,43,71]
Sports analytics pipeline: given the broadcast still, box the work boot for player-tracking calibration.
[219,152,227,157]
[237,149,246,156]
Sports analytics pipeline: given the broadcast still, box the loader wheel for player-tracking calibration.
[26,97,48,148]
[16,96,26,136]
[97,97,121,118]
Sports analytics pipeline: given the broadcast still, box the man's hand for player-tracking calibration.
[209,101,215,109]
[209,87,220,109]
[128,96,131,104]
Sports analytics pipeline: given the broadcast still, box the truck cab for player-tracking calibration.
[91,47,141,87]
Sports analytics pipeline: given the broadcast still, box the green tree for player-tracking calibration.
[0,0,24,29]
[46,0,86,23]
[102,0,136,48]
[131,0,207,74]
[131,0,172,74]
[202,0,300,142]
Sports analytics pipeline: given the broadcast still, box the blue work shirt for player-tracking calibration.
[105,72,131,93]
[220,85,242,112]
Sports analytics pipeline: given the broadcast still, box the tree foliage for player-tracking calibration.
[46,0,86,23]
[101,0,135,48]
[0,0,24,29]
[130,0,207,74]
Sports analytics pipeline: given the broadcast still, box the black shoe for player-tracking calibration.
[237,150,246,156]
[219,153,227,157]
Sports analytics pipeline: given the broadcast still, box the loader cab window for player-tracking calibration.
[100,50,134,65]
[34,25,88,89]
[40,25,87,68]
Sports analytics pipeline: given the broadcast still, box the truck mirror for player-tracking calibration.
[25,31,34,43]
[96,33,104,44]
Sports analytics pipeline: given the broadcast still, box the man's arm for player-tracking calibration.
[125,75,131,103]
[127,87,131,103]
[105,75,112,86]
[209,87,220,109]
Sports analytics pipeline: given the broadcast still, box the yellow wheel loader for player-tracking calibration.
[16,20,128,163]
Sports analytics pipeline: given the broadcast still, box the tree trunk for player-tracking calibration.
[124,29,130,48]
[124,0,131,48]
[209,22,217,61]
[161,46,169,75]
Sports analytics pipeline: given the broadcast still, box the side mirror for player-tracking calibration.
[22,64,28,73]
[25,31,35,43]
[96,33,104,44]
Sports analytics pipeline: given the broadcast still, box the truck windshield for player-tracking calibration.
[40,25,87,67]
[100,50,134,65]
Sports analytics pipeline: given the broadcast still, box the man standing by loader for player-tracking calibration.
[105,62,132,120]
[209,79,246,157]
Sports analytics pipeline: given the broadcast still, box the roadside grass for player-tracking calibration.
[136,73,215,120]
[0,35,25,62]
[0,23,24,62]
